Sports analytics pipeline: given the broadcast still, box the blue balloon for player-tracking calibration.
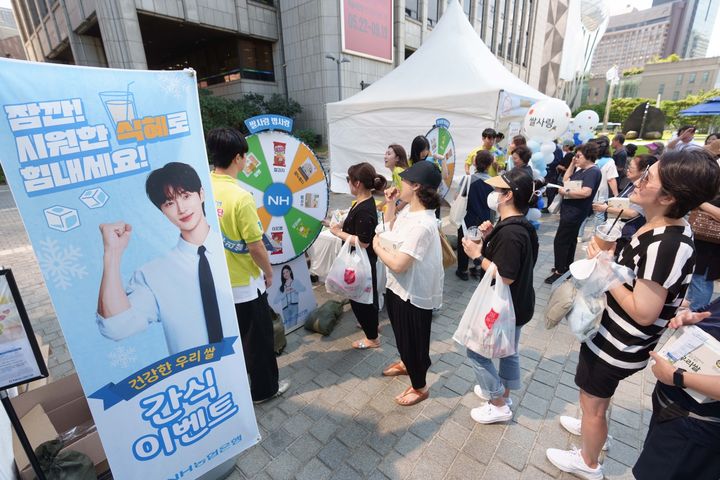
[573,133,581,145]
[531,152,544,164]
[530,220,541,230]
[537,197,545,209]
[527,140,541,153]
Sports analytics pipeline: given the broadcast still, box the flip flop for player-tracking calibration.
[382,361,408,376]
[396,388,429,406]
[395,386,413,402]
[352,339,379,350]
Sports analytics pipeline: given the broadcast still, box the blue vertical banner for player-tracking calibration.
[0,59,259,479]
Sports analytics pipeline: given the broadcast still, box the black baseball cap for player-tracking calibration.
[399,161,442,189]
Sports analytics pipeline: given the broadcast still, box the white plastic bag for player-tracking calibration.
[547,194,562,214]
[448,175,471,227]
[453,264,517,358]
[325,236,373,304]
[376,258,387,310]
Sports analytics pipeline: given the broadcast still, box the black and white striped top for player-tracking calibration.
[586,225,696,371]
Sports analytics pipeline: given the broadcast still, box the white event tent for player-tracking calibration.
[327,0,547,193]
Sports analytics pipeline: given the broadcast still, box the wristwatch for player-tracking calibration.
[673,367,687,388]
[473,254,484,267]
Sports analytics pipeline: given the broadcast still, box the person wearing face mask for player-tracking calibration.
[461,169,539,423]
[544,143,603,284]
[547,149,720,480]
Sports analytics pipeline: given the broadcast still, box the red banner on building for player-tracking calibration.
[341,0,393,63]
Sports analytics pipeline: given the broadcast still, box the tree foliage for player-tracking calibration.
[648,53,681,64]
[198,89,304,136]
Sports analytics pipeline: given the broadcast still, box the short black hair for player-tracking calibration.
[482,128,497,139]
[410,135,430,164]
[206,128,248,168]
[677,125,695,135]
[146,162,203,211]
[590,135,610,158]
[576,142,599,162]
[613,133,625,145]
[659,149,720,219]
[512,145,532,165]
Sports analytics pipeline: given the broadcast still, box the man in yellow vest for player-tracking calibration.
[464,128,505,176]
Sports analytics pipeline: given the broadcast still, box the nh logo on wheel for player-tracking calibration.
[268,196,290,206]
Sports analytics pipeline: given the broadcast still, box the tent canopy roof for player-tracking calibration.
[679,97,720,117]
[326,0,546,121]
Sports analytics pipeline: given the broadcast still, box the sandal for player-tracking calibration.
[352,339,380,350]
[396,387,429,406]
[382,361,408,376]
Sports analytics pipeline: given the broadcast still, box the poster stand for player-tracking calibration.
[0,267,49,480]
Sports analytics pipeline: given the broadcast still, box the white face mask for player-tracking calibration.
[487,191,502,211]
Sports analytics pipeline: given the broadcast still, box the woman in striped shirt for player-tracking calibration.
[547,149,720,480]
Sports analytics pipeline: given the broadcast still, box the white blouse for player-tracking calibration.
[383,208,444,310]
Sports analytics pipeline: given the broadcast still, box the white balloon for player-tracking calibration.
[527,140,541,153]
[540,142,555,155]
[523,99,572,142]
[543,152,555,165]
[574,110,600,132]
[526,208,541,222]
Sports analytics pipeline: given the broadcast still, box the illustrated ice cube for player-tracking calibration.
[44,206,80,232]
[79,188,109,209]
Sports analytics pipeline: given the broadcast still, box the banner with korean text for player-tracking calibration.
[341,0,393,62]
[0,59,259,479]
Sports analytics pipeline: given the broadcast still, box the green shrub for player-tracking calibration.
[295,128,320,149]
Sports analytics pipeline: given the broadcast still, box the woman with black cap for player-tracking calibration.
[373,161,444,406]
[461,169,539,423]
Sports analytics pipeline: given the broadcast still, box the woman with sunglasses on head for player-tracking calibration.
[373,162,444,406]
[592,154,657,255]
[461,169,539,424]
[546,148,720,480]
[330,162,387,350]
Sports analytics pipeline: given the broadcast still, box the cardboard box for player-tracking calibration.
[656,326,720,404]
[11,374,108,479]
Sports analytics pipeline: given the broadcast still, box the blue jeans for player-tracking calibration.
[688,271,715,310]
[466,326,523,399]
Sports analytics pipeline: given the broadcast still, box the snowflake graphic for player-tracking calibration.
[157,72,191,98]
[37,237,88,290]
[108,346,137,368]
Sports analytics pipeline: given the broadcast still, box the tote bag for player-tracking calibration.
[325,236,373,304]
[452,264,517,358]
[448,175,471,227]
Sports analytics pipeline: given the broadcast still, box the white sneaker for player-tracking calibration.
[253,380,290,405]
[473,385,513,406]
[559,416,611,451]
[546,447,603,480]
[470,403,513,424]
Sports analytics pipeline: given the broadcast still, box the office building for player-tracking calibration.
[590,2,685,76]
[653,0,719,59]
[0,6,25,59]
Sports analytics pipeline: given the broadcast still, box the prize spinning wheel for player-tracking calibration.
[237,131,329,265]
[425,124,456,198]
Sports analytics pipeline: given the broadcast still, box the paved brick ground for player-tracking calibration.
[3,182,714,479]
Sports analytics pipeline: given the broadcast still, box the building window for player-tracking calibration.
[405,0,419,20]
[24,0,41,28]
[702,71,710,83]
[238,38,275,82]
[672,91,679,100]
[252,0,274,5]
[463,0,471,18]
[427,0,439,26]
[36,0,48,18]
[658,83,664,95]
[675,73,683,86]
[689,73,696,83]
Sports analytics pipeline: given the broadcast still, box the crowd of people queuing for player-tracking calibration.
[203,122,720,479]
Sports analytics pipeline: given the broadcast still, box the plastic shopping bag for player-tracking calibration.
[376,258,387,310]
[448,175,471,227]
[325,236,373,304]
[452,264,517,358]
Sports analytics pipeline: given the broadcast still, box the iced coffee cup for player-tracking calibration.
[594,222,623,251]
[466,226,483,243]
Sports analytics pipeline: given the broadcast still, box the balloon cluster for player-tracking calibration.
[522,99,572,229]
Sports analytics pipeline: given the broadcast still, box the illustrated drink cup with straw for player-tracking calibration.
[100,82,137,127]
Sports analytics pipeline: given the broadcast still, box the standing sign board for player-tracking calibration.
[0,59,258,480]
[0,269,47,391]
